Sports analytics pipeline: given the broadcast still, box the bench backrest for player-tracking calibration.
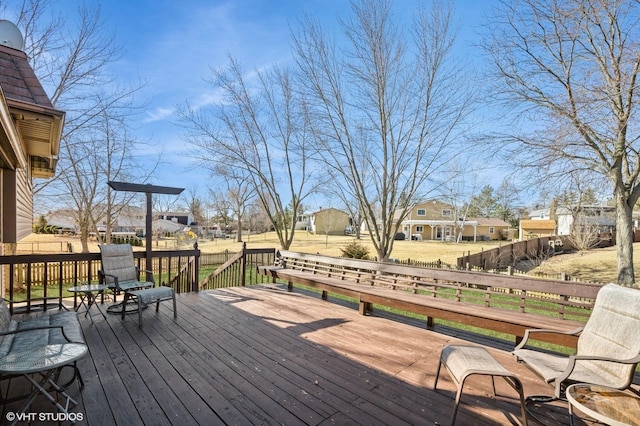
[277,250,601,319]
[577,284,640,387]
[99,244,139,283]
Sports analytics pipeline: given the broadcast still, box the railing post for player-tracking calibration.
[241,242,247,287]
[193,242,200,292]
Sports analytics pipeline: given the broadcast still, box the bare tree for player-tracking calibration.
[320,165,364,239]
[293,0,472,261]
[484,0,640,286]
[208,189,232,232]
[212,166,256,242]
[59,109,148,251]
[11,1,155,250]
[183,187,205,226]
[495,178,520,226]
[152,194,183,217]
[436,160,482,242]
[180,56,319,249]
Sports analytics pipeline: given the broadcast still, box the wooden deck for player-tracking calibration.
[3,285,606,425]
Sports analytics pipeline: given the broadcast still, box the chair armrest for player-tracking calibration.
[557,353,640,385]
[100,272,121,289]
[0,325,75,343]
[142,270,155,284]
[514,327,584,351]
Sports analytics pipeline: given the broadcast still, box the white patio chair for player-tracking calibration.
[513,283,640,400]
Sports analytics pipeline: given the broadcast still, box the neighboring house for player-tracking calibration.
[111,205,145,233]
[400,200,458,241]
[556,205,615,236]
[47,205,146,235]
[95,205,146,234]
[528,208,551,220]
[295,212,312,231]
[155,212,194,226]
[309,208,350,236]
[460,217,510,241]
[399,200,510,242]
[519,219,556,240]
[153,218,186,234]
[45,209,77,233]
[0,25,65,256]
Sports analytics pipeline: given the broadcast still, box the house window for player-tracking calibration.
[417,209,426,216]
[442,209,451,217]
[489,227,495,234]
[416,226,424,232]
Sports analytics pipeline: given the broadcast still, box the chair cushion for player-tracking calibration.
[576,284,640,385]
[512,348,626,387]
[99,244,139,283]
[130,286,174,304]
[0,302,11,348]
[0,302,10,334]
[0,311,84,357]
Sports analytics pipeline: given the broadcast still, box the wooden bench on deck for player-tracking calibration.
[257,250,602,347]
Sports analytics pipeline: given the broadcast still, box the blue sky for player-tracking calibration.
[49,1,494,204]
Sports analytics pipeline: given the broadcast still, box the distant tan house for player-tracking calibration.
[519,219,556,240]
[460,217,510,241]
[400,200,457,240]
[0,27,65,255]
[398,200,511,241]
[309,208,350,236]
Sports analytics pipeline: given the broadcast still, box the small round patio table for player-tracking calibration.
[566,383,640,426]
[68,283,107,324]
[0,343,87,425]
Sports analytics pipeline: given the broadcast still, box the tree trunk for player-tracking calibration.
[80,226,90,253]
[615,192,635,286]
[236,216,243,242]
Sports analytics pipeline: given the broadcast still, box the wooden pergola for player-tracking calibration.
[107,181,184,276]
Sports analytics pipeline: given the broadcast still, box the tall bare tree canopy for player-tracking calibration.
[484,0,640,286]
[293,0,472,261]
[180,57,318,250]
[9,1,155,251]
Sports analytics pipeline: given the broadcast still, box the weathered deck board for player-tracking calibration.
[2,284,610,425]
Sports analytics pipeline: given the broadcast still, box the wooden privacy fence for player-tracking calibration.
[457,236,562,270]
[457,235,614,270]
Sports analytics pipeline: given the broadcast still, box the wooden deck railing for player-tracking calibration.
[0,247,200,314]
[199,244,275,289]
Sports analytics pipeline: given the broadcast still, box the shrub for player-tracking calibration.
[341,242,370,259]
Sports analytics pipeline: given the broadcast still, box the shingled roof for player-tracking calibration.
[0,44,64,177]
[0,44,54,107]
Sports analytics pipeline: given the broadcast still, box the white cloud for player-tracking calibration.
[144,107,175,123]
